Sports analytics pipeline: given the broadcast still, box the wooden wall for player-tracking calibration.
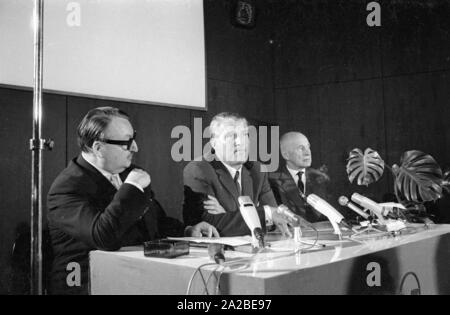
[0,0,275,293]
[272,0,450,212]
[1,0,449,294]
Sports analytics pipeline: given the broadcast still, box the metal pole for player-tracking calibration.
[30,0,44,295]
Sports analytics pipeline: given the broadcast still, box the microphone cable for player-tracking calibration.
[186,247,261,295]
[213,247,265,295]
[186,262,217,295]
[296,223,321,251]
[185,224,323,295]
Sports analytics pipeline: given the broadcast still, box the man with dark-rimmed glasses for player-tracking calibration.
[47,107,218,295]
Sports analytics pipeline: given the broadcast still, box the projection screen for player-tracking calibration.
[0,0,206,109]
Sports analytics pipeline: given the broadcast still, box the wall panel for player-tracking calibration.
[0,88,66,293]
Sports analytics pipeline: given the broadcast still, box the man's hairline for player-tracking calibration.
[210,117,248,139]
[280,132,310,159]
[102,116,134,138]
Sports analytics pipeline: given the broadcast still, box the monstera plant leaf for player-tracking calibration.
[346,148,385,186]
[392,150,443,203]
[443,169,450,193]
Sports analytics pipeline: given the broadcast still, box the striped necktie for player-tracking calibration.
[297,171,305,194]
[234,171,241,195]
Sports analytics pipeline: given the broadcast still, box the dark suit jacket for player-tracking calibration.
[269,166,328,223]
[47,155,184,295]
[183,154,277,236]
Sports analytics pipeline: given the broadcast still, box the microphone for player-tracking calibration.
[378,202,406,220]
[208,243,225,264]
[306,194,347,235]
[338,196,370,220]
[238,196,265,248]
[350,193,387,224]
[277,204,311,228]
[276,204,298,222]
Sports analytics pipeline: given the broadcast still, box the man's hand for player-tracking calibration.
[126,169,151,189]
[204,195,226,214]
[270,206,296,238]
[185,221,220,237]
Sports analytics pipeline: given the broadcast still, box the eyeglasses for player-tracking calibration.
[99,130,137,150]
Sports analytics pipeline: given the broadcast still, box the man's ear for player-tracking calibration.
[280,148,289,161]
[91,141,104,158]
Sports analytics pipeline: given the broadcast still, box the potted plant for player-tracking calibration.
[346,148,445,222]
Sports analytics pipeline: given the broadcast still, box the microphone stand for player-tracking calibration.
[350,214,385,237]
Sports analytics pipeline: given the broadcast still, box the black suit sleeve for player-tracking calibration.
[147,198,185,238]
[269,178,283,206]
[183,162,267,236]
[257,170,278,208]
[48,178,151,251]
[200,208,261,237]
[183,165,248,235]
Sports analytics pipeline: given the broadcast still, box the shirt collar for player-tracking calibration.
[221,161,242,179]
[286,165,305,182]
[82,152,115,180]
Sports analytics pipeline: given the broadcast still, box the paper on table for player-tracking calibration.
[167,236,253,247]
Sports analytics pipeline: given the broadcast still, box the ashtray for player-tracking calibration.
[143,239,190,258]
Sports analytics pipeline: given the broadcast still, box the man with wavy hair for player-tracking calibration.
[183,112,294,236]
[47,107,217,295]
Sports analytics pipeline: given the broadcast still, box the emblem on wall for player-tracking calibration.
[232,0,256,29]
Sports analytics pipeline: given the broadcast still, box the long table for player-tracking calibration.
[89,224,450,295]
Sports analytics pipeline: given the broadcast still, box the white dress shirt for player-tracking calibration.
[221,161,273,226]
[221,162,242,192]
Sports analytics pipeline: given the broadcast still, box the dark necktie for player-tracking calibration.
[234,171,241,195]
[297,171,305,194]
